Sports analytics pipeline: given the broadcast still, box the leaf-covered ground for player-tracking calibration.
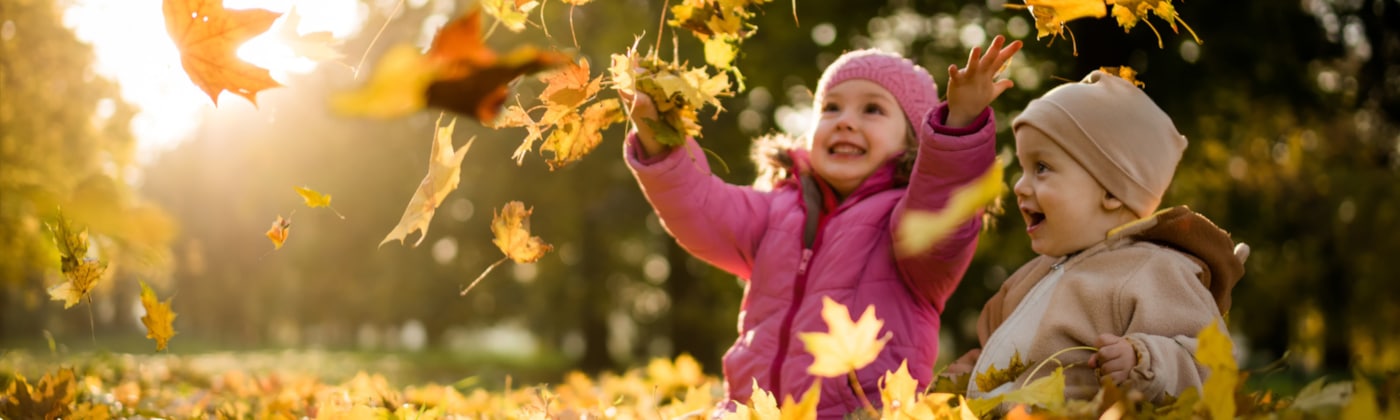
[1,350,1394,419]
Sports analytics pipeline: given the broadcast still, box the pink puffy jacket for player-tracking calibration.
[626,104,996,417]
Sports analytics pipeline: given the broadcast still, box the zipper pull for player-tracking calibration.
[797,249,813,275]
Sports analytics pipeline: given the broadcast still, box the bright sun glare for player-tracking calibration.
[61,0,366,163]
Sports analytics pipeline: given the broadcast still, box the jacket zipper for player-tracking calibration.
[766,179,882,400]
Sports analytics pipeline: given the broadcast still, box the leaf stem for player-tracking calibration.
[86,296,96,348]
[462,256,510,296]
[848,371,878,418]
[353,0,406,80]
[1022,345,1098,388]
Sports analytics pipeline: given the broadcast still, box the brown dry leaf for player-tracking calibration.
[139,280,178,351]
[266,215,291,250]
[424,8,571,122]
[381,116,475,247]
[163,0,282,105]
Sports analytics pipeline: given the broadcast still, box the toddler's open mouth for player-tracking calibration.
[1023,209,1046,231]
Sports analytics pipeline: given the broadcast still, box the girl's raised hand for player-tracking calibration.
[945,35,1023,128]
[619,90,669,158]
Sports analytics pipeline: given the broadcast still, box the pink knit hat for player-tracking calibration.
[1012,70,1187,218]
[814,49,940,136]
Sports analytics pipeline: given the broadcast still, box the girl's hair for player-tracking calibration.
[749,122,919,191]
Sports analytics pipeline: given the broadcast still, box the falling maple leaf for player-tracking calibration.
[266,215,291,249]
[490,201,553,264]
[799,297,892,377]
[539,58,603,110]
[896,157,1007,257]
[163,0,282,105]
[667,0,770,72]
[45,214,107,309]
[138,280,178,351]
[273,6,345,62]
[333,7,568,121]
[481,0,539,32]
[295,186,346,219]
[1109,0,1201,48]
[381,116,474,247]
[461,201,553,297]
[1017,0,1106,40]
[331,45,436,118]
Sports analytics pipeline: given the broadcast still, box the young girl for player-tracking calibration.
[623,37,1021,417]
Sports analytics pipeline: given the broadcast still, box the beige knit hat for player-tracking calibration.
[1012,70,1187,218]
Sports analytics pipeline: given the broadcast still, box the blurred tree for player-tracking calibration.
[0,0,175,341]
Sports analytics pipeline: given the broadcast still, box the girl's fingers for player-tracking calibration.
[981,36,1005,68]
[967,46,984,70]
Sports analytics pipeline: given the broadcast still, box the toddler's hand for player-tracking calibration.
[1088,334,1136,384]
[619,90,669,158]
[945,35,1022,128]
[943,348,982,376]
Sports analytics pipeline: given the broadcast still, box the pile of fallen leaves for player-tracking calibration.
[4,304,1396,419]
[0,350,1393,419]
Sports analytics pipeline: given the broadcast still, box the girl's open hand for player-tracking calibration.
[619,90,668,158]
[1088,334,1137,384]
[945,35,1022,128]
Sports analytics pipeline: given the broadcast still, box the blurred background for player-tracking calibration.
[2,0,1397,388]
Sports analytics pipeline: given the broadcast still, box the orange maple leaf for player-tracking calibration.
[424,7,571,122]
[163,0,282,105]
[266,215,290,249]
[139,280,178,351]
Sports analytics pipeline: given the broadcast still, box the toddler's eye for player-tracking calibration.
[1035,162,1049,174]
[822,103,839,113]
[864,104,884,115]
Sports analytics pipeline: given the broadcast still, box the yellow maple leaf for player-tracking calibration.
[1021,0,1106,39]
[647,354,705,392]
[1195,322,1237,420]
[1001,367,1066,411]
[496,104,548,165]
[1099,66,1145,88]
[799,297,892,377]
[749,379,782,420]
[139,280,178,351]
[1108,0,1201,48]
[921,393,979,420]
[491,201,553,263]
[780,380,821,420]
[162,0,282,105]
[880,360,936,419]
[295,186,346,219]
[381,116,474,247]
[540,99,625,170]
[45,214,107,309]
[481,0,538,32]
[896,158,1006,257]
[331,45,436,118]
[266,214,291,250]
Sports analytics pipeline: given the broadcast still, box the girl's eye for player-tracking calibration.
[864,104,884,114]
[822,103,839,112]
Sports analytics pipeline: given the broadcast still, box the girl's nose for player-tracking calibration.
[834,110,856,131]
